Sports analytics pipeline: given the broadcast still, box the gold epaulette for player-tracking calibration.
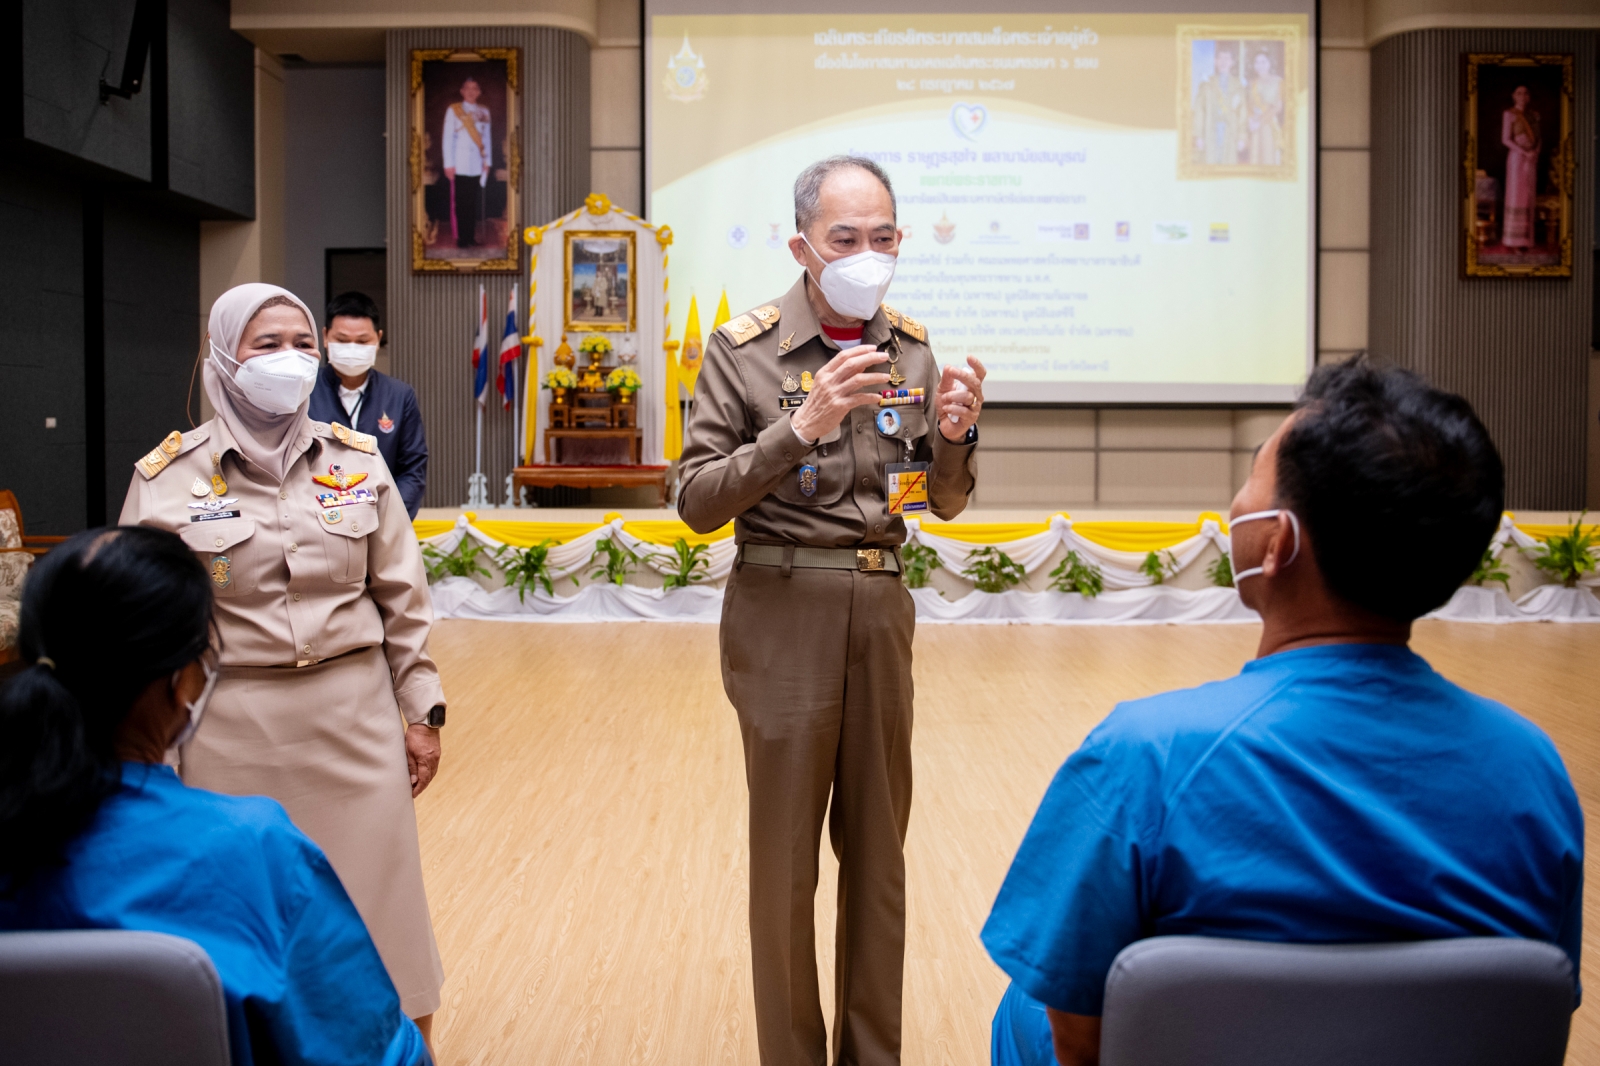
[327,422,378,454]
[882,304,927,343]
[136,428,207,479]
[718,304,780,347]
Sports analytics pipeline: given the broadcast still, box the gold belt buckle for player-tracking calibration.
[856,548,885,571]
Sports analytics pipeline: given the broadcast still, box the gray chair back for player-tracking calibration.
[1100,935,1572,1066]
[0,929,230,1066]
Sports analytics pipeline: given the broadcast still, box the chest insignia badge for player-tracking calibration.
[313,463,369,491]
[781,372,799,394]
[378,412,395,433]
[323,508,343,525]
[800,371,814,393]
[211,475,228,496]
[778,332,795,353]
[211,555,232,589]
[887,364,907,388]
[798,463,818,497]
[190,477,210,497]
[188,496,239,512]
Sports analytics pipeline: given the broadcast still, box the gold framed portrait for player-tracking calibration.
[564,231,636,332]
[1462,53,1573,278]
[1177,25,1301,181]
[409,47,521,273]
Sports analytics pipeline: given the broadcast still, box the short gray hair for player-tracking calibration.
[793,156,897,234]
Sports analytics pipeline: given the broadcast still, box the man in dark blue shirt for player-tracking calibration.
[309,292,429,518]
[982,359,1584,1066]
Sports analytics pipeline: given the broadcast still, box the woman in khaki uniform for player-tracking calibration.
[120,283,447,1039]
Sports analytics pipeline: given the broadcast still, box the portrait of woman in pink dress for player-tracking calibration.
[1498,85,1541,249]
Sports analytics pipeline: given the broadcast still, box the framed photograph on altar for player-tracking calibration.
[1462,53,1573,277]
[409,47,520,273]
[564,231,636,331]
[1176,25,1301,181]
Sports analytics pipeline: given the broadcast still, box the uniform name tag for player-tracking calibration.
[779,396,806,410]
[885,462,929,515]
[190,510,242,522]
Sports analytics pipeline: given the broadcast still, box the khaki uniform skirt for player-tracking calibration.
[183,645,445,1017]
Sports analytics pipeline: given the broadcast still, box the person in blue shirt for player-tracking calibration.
[309,291,430,518]
[982,358,1584,1066]
[0,526,431,1066]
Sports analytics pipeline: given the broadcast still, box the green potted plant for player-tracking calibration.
[421,537,493,584]
[1515,514,1600,620]
[498,540,566,601]
[1140,549,1179,586]
[901,543,943,590]
[961,546,1025,593]
[588,535,640,586]
[1047,550,1104,598]
[661,538,711,589]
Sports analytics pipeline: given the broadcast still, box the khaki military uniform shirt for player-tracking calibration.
[119,417,445,725]
[679,274,976,545]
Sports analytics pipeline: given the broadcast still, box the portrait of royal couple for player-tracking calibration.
[1191,39,1286,168]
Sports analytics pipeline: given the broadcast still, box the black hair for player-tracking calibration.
[326,291,380,332]
[0,527,215,891]
[1275,356,1505,622]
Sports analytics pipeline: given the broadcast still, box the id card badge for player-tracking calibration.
[885,462,930,515]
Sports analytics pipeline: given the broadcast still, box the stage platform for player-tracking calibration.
[416,618,1600,1064]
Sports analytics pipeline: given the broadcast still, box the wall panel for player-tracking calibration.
[386,27,590,508]
[1369,29,1595,509]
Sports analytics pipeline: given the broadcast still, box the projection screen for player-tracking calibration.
[645,1,1316,402]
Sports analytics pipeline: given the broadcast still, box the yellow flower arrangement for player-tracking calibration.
[577,334,613,357]
[543,368,578,389]
[605,367,642,394]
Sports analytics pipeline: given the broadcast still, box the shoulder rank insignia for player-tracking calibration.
[882,304,927,343]
[312,463,369,491]
[329,422,378,455]
[137,429,203,479]
[719,304,780,347]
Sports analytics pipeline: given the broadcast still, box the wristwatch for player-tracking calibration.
[424,705,446,728]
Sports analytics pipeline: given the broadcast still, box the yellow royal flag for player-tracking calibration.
[682,294,704,370]
[663,295,703,461]
[712,289,731,332]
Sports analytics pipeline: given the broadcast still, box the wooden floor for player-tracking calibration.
[417,620,1600,1065]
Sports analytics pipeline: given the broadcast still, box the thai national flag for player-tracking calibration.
[470,284,489,407]
[496,284,520,411]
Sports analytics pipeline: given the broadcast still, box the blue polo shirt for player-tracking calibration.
[0,764,429,1066]
[982,643,1584,1025]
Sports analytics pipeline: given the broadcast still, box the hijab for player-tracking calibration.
[203,283,319,482]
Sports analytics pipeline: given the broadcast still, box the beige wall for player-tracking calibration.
[590,0,641,214]
[1319,0,1371,367]
[199,49,285,325]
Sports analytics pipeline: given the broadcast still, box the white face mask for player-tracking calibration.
[1229,508,1301,583]
[167,660,219,755]
[327,342,377,377]
[212,341,319,415]
[801,233,897,322]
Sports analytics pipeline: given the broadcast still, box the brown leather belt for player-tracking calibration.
[739,543,902,574]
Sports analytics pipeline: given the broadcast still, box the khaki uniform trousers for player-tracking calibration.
[721,557,916,1066]
[182,646,445,1018]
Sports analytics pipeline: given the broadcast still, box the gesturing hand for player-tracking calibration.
[936,355,987,441]
[789,345,891,445]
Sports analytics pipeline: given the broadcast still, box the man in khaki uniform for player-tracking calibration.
[680,156,985,1066]
[120,284,447,1040]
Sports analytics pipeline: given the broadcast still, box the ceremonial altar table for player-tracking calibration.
[511,464,670,505]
